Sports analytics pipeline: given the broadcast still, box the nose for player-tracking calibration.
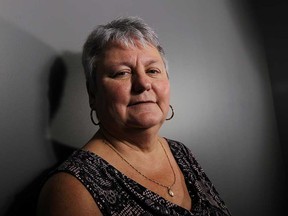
[132,73,151,93]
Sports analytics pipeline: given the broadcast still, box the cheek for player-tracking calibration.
[102,82,131,105]
[157,81,170,102]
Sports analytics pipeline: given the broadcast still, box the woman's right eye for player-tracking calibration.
[111,71,131,78]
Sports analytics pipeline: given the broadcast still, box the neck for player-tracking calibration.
[99,125,160,153]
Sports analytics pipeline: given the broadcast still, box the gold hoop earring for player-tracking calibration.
[166,105,174,121]
[90,109,100,126]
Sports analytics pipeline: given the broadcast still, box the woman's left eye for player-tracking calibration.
[147,69,160,74]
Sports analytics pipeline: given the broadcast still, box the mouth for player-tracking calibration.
[128,101,155,106]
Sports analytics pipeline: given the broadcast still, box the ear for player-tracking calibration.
[86,81,96,109]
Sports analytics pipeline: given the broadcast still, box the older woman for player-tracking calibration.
[37,17,231,215]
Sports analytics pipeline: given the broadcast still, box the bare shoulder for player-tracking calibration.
[37,172,103,216]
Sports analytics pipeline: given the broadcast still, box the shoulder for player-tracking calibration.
[164,138,201,167]
[37,172,103,216]
[165,138,195,157]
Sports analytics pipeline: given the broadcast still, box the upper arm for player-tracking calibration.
[37,172,103,216]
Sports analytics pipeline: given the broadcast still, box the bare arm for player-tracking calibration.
[37,172,103,216]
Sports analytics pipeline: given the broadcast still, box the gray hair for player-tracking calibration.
[82,16,167,93]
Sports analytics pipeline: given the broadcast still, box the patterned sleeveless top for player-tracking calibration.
[55,139,231,216]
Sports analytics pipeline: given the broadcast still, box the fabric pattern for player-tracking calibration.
[55,139,231,215]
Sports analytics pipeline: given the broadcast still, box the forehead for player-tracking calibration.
[101,42,164,66]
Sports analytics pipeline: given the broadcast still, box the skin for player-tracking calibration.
[90,42,171,148]
[37,42,192,215]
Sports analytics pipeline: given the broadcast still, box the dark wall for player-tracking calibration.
[250,0,288,212]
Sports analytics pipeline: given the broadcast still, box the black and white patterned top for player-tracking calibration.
[55,139,231,215]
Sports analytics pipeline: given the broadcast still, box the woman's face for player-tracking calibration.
[91,42,170,132]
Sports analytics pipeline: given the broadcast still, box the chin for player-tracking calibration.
[127,116,164,130]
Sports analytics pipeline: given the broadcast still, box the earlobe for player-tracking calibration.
[89,96,96,109]
[86,81,96,108]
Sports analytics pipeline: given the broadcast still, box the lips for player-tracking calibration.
[128,100,155,106]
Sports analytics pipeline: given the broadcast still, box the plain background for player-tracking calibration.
[0,0,287,215]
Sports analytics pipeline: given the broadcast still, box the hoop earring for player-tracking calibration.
[90,109,100,126]
[166,105,174,120]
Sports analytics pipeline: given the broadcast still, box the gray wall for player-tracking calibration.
[0,0,285,215]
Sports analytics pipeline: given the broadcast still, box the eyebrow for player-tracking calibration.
[108,59,161,68]
[145,59,160,66]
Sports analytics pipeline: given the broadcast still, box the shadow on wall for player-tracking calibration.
[5,56,80,215]
[47,56,78,161]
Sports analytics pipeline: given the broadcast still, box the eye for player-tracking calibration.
[111,71,131,79]
[147,69,161,75]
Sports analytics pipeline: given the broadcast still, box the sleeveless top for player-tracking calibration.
[55,139,231,216]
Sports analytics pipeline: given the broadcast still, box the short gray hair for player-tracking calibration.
[82,16,167,93]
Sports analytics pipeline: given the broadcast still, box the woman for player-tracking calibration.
[37,17,231,215]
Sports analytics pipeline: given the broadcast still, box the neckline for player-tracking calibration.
[77,138,194,214]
